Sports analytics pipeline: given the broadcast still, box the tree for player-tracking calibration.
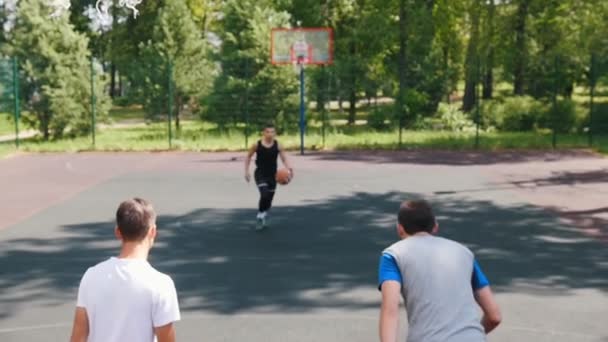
[156,0,215,130]
[11,0,110,139]
[482,0,496,99]
[512,0,529,95]
[463,0,481,112]
[108,0,164,100]
[203,0,298,131]
[186,0,222,35]
[129,0,214,131]
[433,0,465,103]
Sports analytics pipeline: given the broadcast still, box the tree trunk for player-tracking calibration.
[118,73,123,96]
[316,67,326,112]
[397,0,408,143]
[513,0,529,95]
[443,46,450,103]
[483,0,495,99]
[348,88,356,124]
[463,0,481,112]
[40,112,50,140]
[347,41,357,125]
[175,95,181,132]
[110,63,116,98]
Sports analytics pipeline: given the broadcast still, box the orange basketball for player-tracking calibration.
[276,168,292,185]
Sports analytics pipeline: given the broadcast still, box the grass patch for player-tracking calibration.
[1,119,607,158]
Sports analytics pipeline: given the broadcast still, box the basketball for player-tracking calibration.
[276,168,292,185]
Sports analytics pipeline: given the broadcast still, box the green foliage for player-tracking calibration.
[482,96,546,131]
[591,103,608,134]
[367,108,392,131]
[202,0,297,131]
[395,88,429,126]
[436,103,477,132]
[4,0,606,142]
[540,99,577,133]
[131,0,214,121]
[11,0,110,140]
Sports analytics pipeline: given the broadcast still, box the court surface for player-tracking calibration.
[0,150,607,342]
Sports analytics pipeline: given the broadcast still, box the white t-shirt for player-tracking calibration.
[76,257,181,342]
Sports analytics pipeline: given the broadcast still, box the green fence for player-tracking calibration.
[1,53,607,154]
[0,57,19,148]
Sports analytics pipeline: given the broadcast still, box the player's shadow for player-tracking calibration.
[0,191,607,319]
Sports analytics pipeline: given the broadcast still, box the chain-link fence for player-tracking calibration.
[1,54,608,153]
[0,57,20,147]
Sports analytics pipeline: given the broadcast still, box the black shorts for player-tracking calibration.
[254,169,276,191]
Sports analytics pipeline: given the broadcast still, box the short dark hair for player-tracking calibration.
[263,123,275,130]
[116,198,156,241]
[398,200,436,235]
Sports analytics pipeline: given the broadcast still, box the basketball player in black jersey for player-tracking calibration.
[244,123,293,230]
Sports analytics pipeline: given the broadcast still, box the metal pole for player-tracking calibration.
[167,61,173,149]
[245,59,250,150]
[90,55,96,147]
[588,53,596,147]
[299,63,305,155]
[552,56,558,149]
[323,66,329,147]
[475,59,481,149]
[12,57,19,149]
[399,118,403,148]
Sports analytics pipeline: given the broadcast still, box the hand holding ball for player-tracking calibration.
[276,168,292,185]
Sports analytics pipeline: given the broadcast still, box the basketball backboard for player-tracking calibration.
[271,28,333,65]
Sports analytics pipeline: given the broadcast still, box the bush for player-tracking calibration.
[540,99,577,133]
[367,108,392,131]
[435,103,476,132]
[590,103,608,134]
[482,96,546,132]
[113,97,131,107]
[394,89,429,126]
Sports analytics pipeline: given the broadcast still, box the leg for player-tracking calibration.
[255,171,276,213]
[258,184,274,213]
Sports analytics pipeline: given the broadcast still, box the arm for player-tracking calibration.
[379,281,401,342]
[69,307,89,342]
[475,286,502,333]
[153,277,181,342]
[378,253,403,342]
[244,144,256,182]
[155,323,176,342]
[472,259,501,333]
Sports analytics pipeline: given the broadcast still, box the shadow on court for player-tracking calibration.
[309,150,600,166]
[1,192,607,320]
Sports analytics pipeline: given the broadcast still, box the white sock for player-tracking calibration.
[257,212,266,219]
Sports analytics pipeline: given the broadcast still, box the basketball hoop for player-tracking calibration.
[270,27,333,156]
[290,41,312,64]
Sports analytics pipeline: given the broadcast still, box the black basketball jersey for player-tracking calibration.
[255,139,279,176]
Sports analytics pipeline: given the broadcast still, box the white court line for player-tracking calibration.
[0,317,603,340]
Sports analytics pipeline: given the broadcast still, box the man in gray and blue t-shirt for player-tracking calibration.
[378,200,501,342]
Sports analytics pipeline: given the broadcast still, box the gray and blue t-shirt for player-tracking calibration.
[378,235,490,342]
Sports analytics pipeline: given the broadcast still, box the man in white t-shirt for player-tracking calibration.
[70,198,180,342]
